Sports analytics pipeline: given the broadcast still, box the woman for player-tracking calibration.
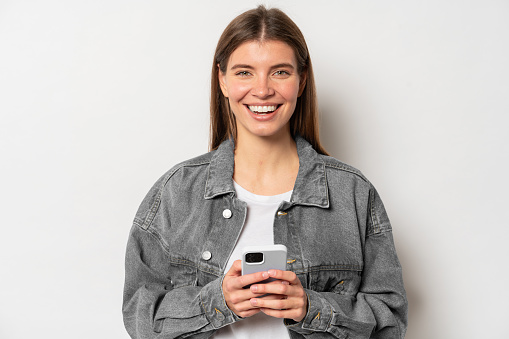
[123,6,407,339]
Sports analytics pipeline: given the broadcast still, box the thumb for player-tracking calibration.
[225,259,242,277]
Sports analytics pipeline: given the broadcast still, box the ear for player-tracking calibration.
[298,69,307,97]
[218,64,229,98]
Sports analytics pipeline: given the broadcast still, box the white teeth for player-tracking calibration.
[248,105,277,114]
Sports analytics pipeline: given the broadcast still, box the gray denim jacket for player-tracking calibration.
[123,136,408,339]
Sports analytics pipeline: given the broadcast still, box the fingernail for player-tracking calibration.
[251,285,258,292]
[268,269,276,277]
[282,281,290,285]
[262,272,269,279]
[250,298,258,305]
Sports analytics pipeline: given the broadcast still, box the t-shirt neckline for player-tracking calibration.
[233,180,293,204]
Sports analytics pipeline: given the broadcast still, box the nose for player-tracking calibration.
[251,76,275,98]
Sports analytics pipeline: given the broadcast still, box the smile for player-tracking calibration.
[247,105,279,115]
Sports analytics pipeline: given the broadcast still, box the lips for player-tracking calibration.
[247,105,280,115]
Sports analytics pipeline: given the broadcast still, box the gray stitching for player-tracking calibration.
[369,190,379,234]
[293,264,363,274]
[163,160,211,187]
[323,162,368,183]
[133,217,143,227]
[142,191,162,230]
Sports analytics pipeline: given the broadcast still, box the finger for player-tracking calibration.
[260,279,288,286]
[255,293,287,301]
[267,269,301,285]
[236,308,262,318]
[260,307,305,321]
[225,260,242,277]
[224,287,266,318]
[226,295,263,318]
[251,294,305,310]
[224,280,275,306]
[231,298,264,312]
[250,296,289,310]
[247,278,286,292]
[250,294,307,322]
[250,280,294,296]
[234,271,271,290]
[224,285,258,302]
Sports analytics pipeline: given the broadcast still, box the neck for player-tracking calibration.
[233,132,299,195]
[235,132,296,164]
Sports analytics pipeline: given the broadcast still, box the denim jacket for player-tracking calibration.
[123,136,408,339]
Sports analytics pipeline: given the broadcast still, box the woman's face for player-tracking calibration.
[219,40,306,141]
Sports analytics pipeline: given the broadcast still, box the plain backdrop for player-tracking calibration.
[1,1,508,338]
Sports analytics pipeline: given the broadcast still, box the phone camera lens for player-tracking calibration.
[246,252,264,263]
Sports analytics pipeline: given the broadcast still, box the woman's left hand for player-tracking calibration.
[248,269,308,322]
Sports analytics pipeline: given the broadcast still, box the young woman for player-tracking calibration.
[123,6,408,339]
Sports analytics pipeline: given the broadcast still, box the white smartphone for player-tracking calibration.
[241,244,287,281]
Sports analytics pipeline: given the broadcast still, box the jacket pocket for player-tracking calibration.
[308,267,361,295]
[168,258,198,288]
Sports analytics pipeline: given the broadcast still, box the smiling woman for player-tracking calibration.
[123,5,408,339]
[218,40,305,141]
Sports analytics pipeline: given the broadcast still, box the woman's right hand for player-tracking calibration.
[222,260,274,318]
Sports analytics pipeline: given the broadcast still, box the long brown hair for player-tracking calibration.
[209,5,328,155]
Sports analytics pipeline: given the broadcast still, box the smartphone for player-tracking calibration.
[241,244,287,284]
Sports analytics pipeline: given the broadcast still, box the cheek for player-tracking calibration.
[281,84,300,104]
[226,81,250,101]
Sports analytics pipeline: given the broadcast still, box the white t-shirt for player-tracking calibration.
[212,181,292,339]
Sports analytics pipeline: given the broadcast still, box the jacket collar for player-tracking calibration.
[204,136,329,209]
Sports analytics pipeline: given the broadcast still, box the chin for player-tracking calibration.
[251,128,289,139]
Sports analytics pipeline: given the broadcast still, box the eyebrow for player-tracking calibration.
[230,63,296,71]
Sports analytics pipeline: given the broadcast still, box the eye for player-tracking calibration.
[235,71,251,77]
[273,70,290,77]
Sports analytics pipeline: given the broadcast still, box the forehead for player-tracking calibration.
[227,40,297,69]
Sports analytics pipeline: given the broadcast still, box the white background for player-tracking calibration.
[1,0,508,338]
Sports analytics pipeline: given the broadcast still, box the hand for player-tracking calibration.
[222,260,276,318]
[248,269,308,322]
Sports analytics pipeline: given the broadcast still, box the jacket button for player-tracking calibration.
[222,209,232,219]
[202,251,212,261]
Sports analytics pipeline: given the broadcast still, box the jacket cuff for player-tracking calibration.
[285,289,334,335]
[199,275,238,329]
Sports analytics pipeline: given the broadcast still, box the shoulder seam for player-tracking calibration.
[161,159,211,187]
[323,162,369,183]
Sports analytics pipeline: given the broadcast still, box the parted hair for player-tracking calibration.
[209,5,328,155]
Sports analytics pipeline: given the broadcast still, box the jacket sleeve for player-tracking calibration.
[286,188,408,339]
[122,181,237,338]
